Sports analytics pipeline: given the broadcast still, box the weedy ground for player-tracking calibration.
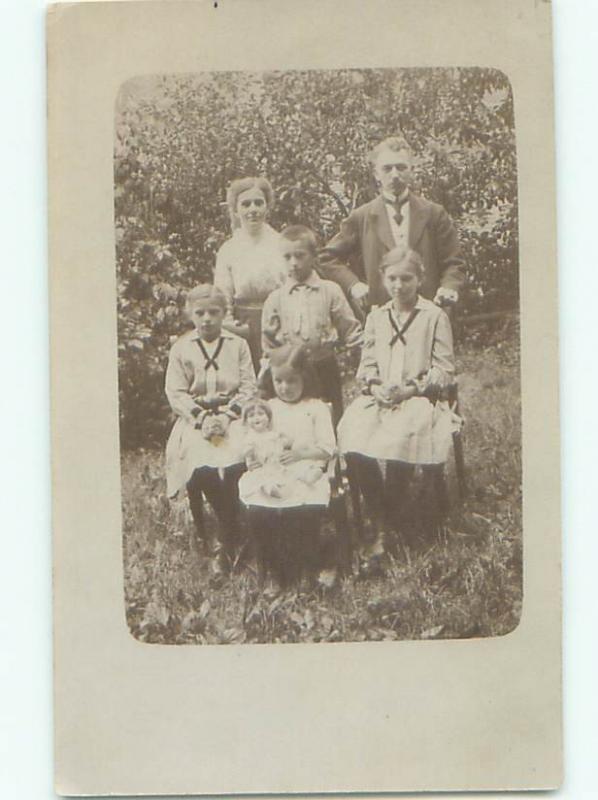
[122,331,522,645]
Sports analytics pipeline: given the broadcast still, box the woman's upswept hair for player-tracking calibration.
[184,283,227,312]
[379,245,424,277]
[226,176,275,230]
[367,135,412,168]
[258,345,322,401]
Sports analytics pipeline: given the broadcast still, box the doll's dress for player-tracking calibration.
[238,428,329,509]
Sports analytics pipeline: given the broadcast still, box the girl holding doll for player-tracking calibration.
[236,398,325,507]
[240,346,336,589]
[165,284,256,576]
[338,245,461,556]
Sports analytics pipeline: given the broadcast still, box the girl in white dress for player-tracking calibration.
[246,346,336,588]
[338,246,461,552]
[165,284,256,573]
[237,398,326,507]
[214,177,287,370]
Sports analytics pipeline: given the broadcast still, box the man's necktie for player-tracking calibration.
[385,194,409,227]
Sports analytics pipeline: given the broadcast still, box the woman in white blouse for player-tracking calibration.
[214,177,287,370]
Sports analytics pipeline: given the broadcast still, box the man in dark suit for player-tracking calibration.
[319,136,465,314]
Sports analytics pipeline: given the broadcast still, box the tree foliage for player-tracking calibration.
[115,68,518,448]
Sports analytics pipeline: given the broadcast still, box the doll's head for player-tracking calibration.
[258,345,321,403]
[242,398,273,433]
[200,412,230,442]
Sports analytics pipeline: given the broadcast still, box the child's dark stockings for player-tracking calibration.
[187,463,246,559]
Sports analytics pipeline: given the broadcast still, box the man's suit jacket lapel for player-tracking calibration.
[369,195,395,252]
[408,192,430,249]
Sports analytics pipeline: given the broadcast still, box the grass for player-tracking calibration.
[121,333,522,645]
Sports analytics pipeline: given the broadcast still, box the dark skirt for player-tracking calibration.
[234,303,263,372]
[248,506,323,588]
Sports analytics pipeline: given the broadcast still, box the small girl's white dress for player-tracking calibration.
[237,397,336,508]
[338,297,461,464]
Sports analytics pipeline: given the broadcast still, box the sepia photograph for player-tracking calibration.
[49,0,562,793]
[115,68,522,646]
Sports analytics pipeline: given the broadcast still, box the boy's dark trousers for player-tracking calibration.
[186,463,246,555]
[312,354,343,426]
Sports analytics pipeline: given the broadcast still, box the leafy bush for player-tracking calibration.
[115,68,518,448]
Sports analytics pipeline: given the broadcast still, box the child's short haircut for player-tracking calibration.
[185,283,227,311]
[241,397,273,426]
[280,224,319,254]
[379,245,424,278]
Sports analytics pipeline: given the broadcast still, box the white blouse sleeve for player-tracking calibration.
[165,341,199,422]
[355,310,380,386]
[311,400,337,458]
[427,310,455,390]
[233,339,258,405]
[410,309,455,394]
